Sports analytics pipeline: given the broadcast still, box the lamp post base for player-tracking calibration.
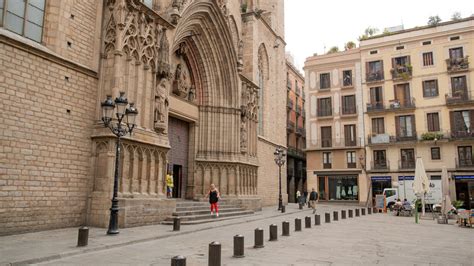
[107,199,120,235]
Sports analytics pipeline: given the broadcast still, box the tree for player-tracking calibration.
[428,15,442,26]
[358,26,379,41]
[451,12,461,21]
[327,46,339,54]
[344,41,356,50]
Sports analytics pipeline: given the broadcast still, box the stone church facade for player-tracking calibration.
[0,0,286,235]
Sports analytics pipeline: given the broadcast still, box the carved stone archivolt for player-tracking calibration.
[172,43,196,102]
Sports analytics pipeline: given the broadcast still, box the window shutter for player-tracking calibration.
[427,114,433,132]
[470,110,474,132]
[392,58,396,68]
[411,115,416,134]
[449,111,455,134]
[395,116,400,137]
[407,55,411,65]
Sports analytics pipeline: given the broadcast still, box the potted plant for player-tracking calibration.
[240,3,248,13]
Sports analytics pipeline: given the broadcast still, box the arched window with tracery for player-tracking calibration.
[257,44,268,135]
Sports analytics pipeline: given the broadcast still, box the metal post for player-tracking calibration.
[368,207,372,214]
[278,165,282,211]
[269,224,278,241]
[299,203,303,210]
[295,218,302,231]
[281,205,286,213]
[314,214,321,225]
[171,255,186,266]
[282,221,290,236]
[107,136,121,235]
[348,209,353,218]
[305,216,311,228]
[233,235,245,258]
[173,217,181,231]
[373,207,377,214]
[333,211,338,221]
[355,208,360,217]
[254,228,264,248]
[341,210,346,219]
[208,241,221,266]
[325,213,330,223]
[77,226,89,247]
[361,208,366,215]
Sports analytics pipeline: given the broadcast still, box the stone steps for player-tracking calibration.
[163,200,254,225]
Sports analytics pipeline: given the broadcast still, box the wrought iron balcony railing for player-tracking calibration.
[446,56,469,73]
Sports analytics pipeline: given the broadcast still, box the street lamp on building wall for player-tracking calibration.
[101,92,138,235]
[274,146,286,210]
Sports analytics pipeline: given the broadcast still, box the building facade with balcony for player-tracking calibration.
[304,49,367,204]
[361,17,474,208]
[286,58,306,202]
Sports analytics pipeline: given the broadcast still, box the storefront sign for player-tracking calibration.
[398,176,414,181]
[371,176,391,181]
[454,175,474,180]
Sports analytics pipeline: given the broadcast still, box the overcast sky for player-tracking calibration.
[284,0,474,71]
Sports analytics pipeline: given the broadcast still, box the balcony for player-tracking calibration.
[446,56,469,73]
[419,131,447,141]
[341,77,354,89]
[287,121,295,132]
[296,105,302,115]
[366,102,384,113]
[395,131,417,142]
[317,108,333,118]
[295,86,301,96]
[366,71,384,83]
[389,98,415,110]
[287,99,294,109]
[341,105,357,117]
[456,157,474,168]
[368,134,390,145]
[450,130,474,139]
[399,160,415,170]
[367,133,416,145]
[445,91,474,106]
[296,127,305,137]
[312,138,361,149]
[371,160,390,171]
[323,163,332,169]
[390,65,412,80]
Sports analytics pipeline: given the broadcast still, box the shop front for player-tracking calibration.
[454,175,474,209]
[318,175,359,201]
[370,176,392,206]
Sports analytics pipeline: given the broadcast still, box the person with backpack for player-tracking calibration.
[308,188,319,214]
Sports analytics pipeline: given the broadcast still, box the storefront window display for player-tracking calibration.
[328,175,358,201]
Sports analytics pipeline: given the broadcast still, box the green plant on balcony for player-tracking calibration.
[421,132,444,141]
[240,3,248,13]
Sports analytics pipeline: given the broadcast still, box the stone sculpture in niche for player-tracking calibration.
[154,77,169,134]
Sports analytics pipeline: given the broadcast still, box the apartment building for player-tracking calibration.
[361,17,474,208]
[304,49,368,204]
[286,59,307,202]
[305,17,474,208]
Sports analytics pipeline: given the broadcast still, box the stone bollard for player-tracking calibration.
[325,213,330,223]
[233,235,245,258]
[341,210,346,219]
[77,226,89,247]
[355,208,360,217]
[373,207,377,214]
[254,228,264,248]
[282,221,290,236]
[348,209,353,218]
[173,217,181,231]
[171,255,186,266]
[315,214,321,225]
[295,218,302,231]
[269,224,278,241]
[281,205,286,213]
[333,211,339,221]
[305,216,311,228]
[209,242,221,266]
[299,203,303,210]
[361,208,366,216]
[368,207,372,214]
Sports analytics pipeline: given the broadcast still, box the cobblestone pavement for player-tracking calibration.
[1,204,473,265]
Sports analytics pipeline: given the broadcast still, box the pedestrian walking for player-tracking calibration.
[166,172,174,198]
[309,188,319,214]
[296,190,301,207]
[206,184,220,217]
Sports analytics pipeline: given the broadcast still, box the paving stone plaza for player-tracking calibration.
[1,204,472,265]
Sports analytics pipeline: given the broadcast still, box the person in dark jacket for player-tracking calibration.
[308,188,319,214]
[206,184,221,217]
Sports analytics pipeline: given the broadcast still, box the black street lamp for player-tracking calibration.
[274,146,286,211]
[101,92,138,235]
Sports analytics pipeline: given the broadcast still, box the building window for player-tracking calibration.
[451,76,467,96]
[341,95,356,114]
[366,60,384,81]
[323,152,332,169]
[320,73,330,89]
[431,147,441,160]
[396,115,416,139]
[321,126,332,147]
[373,150,387,169]
[344,124,357,146]
[450,36,460,41]
[422,52,434,66]
[317,97,332,117]
[369,50,378,55]
[372,117,385,134]
[457,146,473,167]
[422,79,438,97]
[1,0,46,43]
[368,86,383,110]
[141,0,153,8]
[422,41,432,46]
[347,151,356,168]
[396,45,405,50]
[451,110,474,136]
[427,112,440,132]
[400,149,415,169]
[449,47,464,60]
[342,70,352,87]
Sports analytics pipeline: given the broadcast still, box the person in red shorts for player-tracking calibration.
[207,184,220,217]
